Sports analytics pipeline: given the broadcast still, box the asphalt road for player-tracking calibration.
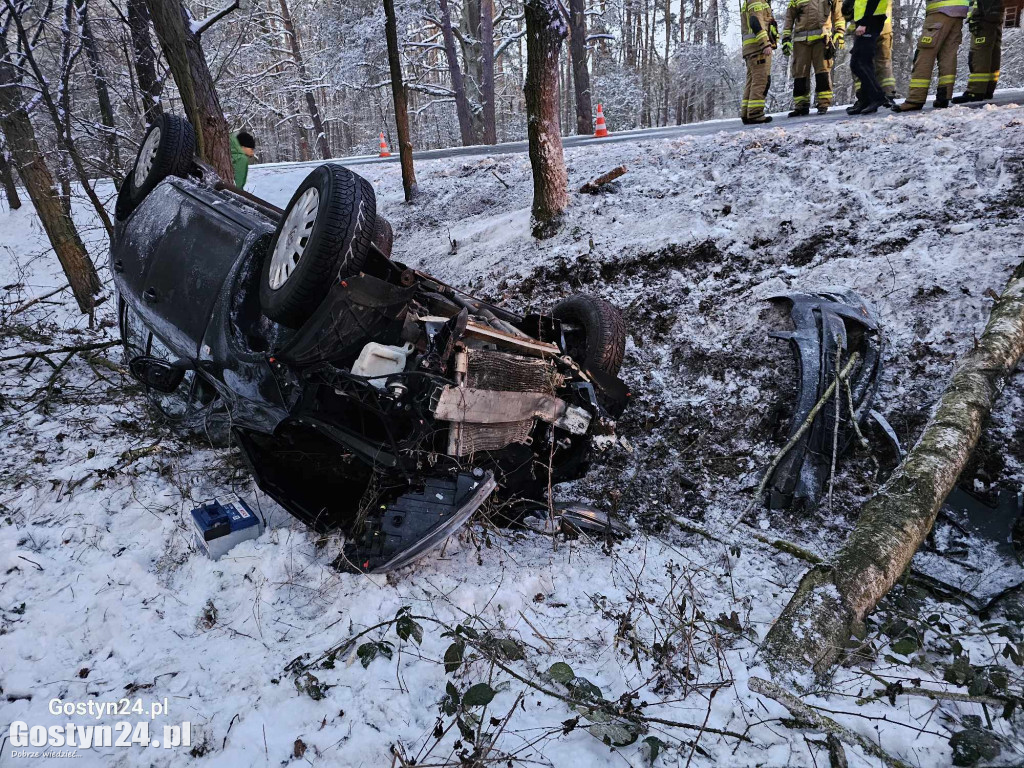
[257,89,1024,172]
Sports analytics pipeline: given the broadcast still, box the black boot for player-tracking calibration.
[859,99,886,114]
[817,106,829,115]
[933,98,950,108]
[951,92,985,103]
[748,115,773,124]
[788,105,810,117]
[846,100,866,115]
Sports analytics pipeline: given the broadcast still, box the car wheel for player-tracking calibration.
[115,114,196,221]
[552,295,626,376]
[259,163,377,328]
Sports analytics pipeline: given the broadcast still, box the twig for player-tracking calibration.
[517,610,556,650]
[827,349,841,510]
[1,340,119,363]
[579,165,627,193]
[730,352,861,531]
[9,285,68,316]
[490,169,510,188]
[748,677,912,768]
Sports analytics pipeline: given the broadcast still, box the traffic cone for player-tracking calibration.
[593,104,610,138]
[379,132,391,157]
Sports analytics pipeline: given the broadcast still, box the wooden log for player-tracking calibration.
[579,165,627,193]
[761,262,1024,685]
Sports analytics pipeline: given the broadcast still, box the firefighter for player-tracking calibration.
[845,0,890,113]
[893,0,970,111]
[741,0,779,123]
[848,15,896,108]
[781,0,845,116]
[952,0,1003,102]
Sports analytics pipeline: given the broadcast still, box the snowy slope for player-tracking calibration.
[2,106,1023,767]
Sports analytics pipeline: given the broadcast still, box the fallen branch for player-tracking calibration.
[761,262,1024,684]
[748,677,912,768]
[9,285,68,316]
[730,352,860,531]
[0,340,119,363]
[579,165,627,193]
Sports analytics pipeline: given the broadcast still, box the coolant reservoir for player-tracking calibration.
[351,342,413,388]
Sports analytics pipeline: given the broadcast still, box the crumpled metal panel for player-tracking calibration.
[766,287,883,512]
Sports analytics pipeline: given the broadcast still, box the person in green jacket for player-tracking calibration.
[230,131,255,188]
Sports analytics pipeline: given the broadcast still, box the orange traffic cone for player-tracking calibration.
[593,104,610,138]
[379,132,391,157]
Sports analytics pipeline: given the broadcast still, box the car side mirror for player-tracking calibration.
[128,355,193,393]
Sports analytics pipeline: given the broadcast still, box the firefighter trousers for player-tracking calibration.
[791,40,834,108]
[854,28,895,98]
[742,50,772,120]
[965,20,1002,97]
[907,12,963,105]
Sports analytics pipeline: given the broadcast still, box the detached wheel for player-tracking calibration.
[553,295,626,376]
[115,114,196,221]
[260,163,377,328]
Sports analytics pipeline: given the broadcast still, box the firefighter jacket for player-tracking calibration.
[925,0,969,17]
[783,0,844,44]
[742,0,779,56]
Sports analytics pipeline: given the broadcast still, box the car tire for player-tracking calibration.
[552,295,626,376]
[115,114,196,221]
[260,163,377,328]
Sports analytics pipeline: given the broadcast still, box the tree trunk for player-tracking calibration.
[0,60,100,313]
[437,0,475,146]
[383,0,418,201]
[761,262,1024,687]
[127,0,163,125]
[0,141,21,210]
[145,0,234,182]
[568,0,593,135]
[77,1,120,174]
[461,0,485,140]
[524,0,568,238]
[479,0,497,144]
[278,0,329,159]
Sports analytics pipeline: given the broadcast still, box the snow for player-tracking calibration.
[3,106,1024,766]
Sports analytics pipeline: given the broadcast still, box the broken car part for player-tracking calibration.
[111,114,629,574]
[522,502,631,538]
[766,287,883,512]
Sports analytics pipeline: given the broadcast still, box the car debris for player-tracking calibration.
[522,502,631,538]
[765,288,883,511]
[191,495,264,560]
[110,114,629,574]
[913,484,1024,609]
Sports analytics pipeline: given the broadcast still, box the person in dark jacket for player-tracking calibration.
[231,131,255,189]
[846,0,891,114]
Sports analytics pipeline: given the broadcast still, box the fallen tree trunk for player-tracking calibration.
[761,262,1024,686]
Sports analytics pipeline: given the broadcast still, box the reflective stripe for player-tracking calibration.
[794,95,811,104]
[925,0,968,10]
[881,77,897,86]
[748,100,766,107]
[910,78,932,87]
[743,2,772,11]
[817,90,834,97]
[974,36,986,43]
[968,72,998,81]
[793,28,825,41]
[743,32,770,44]
[938,74,956,84]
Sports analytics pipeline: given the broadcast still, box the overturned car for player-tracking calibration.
[112,115,629,572]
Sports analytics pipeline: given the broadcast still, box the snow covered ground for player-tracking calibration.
[2,106,1024,767]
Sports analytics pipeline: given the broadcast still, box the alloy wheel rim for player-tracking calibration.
[134,127,161,189]
[268,187,319,290]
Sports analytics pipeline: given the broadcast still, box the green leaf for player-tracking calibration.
[456,624,479,640]
[357,641,393,669]
[544,662,575,684]
[444,641,465,675]
[463,683,496,708]
[396,614,424,645]
[440,681,460,716]
[588,721,639,747]
[890,637,918,656]
[643,735,666,764]
[569,676,603,703]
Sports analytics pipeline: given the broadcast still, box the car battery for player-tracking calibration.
[190,495,263,560]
